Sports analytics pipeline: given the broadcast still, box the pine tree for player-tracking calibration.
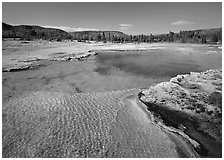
[102,32,106,42]
[108,33,111,42]
[201,36,207,44]
[211,34,218,43]
[30,30,37,36]
[97,34,101,42]
[149,34,154,43]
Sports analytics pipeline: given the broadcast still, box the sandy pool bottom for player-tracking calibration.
[2,59,170,103]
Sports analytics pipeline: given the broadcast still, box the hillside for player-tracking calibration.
[2,22,72,41]
[154,28,222,43]
[70,28,222,44]
[69,30,127,42]
[2,22,222,44]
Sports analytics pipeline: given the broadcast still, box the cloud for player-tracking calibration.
[119,24,133,30]
[171,20,194,26]
[42,25,98,32]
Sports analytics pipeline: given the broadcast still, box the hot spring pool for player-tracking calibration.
[94,49,222,78]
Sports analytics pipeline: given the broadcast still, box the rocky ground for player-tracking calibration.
[139,69,222,157]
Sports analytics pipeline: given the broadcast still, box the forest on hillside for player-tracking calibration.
[73,29,222,44]
[3,23,222,44]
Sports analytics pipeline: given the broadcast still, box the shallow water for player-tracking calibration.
[95,49,222,78]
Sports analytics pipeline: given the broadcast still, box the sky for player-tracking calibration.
[2,2,222,35]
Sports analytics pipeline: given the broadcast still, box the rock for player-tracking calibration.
[50,52,97,61]
[139,69,222,158]
[2,63,41,72]
[18,57,40,63]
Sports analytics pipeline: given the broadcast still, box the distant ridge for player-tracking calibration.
[69,30,127,42]
[2,22,222,44]
[2,22,72,41]
[71,27,222,43]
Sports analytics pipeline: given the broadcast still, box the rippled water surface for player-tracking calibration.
[95,49,222,78]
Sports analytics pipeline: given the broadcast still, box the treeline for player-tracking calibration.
[72,28,222,44]
[3,22,222,44]
[16,28,72,41]
[20,28,72,41]
[3,23,72,41]
[69,31,126,42]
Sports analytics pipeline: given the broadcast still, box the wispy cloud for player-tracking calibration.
[119,24,133,30]
[42,25,98,32]
[171,20,194,26]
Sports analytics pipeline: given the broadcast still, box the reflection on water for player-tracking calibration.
[95,50,221,78]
